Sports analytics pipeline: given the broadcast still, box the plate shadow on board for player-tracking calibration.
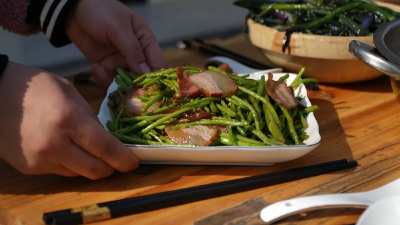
[326,74,392,93]
[193,97,357,225]
[194,75,400,224]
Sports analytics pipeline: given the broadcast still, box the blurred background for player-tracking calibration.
[0,0,248,77]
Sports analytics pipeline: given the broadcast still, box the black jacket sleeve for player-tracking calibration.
[26,0,79,47]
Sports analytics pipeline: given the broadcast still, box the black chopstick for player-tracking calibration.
[44,159,357,225]
[44,159,347,224]
[73,72,96,85]
[179,39,272,70]
[195,38,271,68]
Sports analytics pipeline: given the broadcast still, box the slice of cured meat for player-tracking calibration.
[109,87,161,116]
[187,71,237,97]
[176,67,202,98]
[266,73,303,109]
[165,124,219,146]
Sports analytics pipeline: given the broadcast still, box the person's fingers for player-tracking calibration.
[93,53,133,90]
[130,14,166,72]
[50,83,116,180]
[58,143,115,180]
[108,20,149,76]
[55,165,80,177]
[88,108,101,124]
[60,79,138,176]
[69,106,139,173]
[15,158,80,177]
[92,64,115,90]
[98,52,130,72]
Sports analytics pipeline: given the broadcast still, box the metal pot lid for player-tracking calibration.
[373,18,400,66]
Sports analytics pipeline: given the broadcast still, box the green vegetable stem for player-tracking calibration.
[107,67,319,146]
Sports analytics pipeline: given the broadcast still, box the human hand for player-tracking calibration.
[65,0,166,90]
[0,62,139,179]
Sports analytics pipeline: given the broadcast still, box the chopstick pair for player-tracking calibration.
[178,39,272,70]
[43,159,358,225]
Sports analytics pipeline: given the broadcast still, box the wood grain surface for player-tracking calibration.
[1,34,400,225]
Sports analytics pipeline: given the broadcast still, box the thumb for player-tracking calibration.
[64,80,140,173]
[70,106,140,173]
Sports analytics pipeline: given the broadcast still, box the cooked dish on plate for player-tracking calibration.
[103,64,319,147]
[98,62,321,165]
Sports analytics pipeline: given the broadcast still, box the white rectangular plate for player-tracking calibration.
[98,71,321,166]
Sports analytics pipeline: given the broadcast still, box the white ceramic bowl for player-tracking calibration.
[356,196,400,225]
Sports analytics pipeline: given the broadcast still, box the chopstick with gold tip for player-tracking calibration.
[73,72,96,85]
[195,38,270,67]
[44,159,358,225]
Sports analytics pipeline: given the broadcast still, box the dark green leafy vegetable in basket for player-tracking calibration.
[235,0,400,36]
[107,65,319,147]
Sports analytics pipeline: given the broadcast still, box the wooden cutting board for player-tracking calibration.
[1,34,400,225]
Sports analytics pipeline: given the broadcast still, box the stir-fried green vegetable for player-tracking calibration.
[235,0,400,36]
[107,66,319,147]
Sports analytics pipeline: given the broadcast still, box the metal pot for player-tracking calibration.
[349,18,400,103]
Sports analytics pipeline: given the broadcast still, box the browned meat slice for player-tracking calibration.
[265,73,303,110]
[176,67,202,98]
[165,124,219,146]
[108,87,161,117]
[187,71,237,97]
[108,92,122,106]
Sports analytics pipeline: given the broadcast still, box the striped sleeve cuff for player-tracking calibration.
[27,0,79,47]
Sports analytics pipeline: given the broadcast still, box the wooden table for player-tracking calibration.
[2,34,400,225]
